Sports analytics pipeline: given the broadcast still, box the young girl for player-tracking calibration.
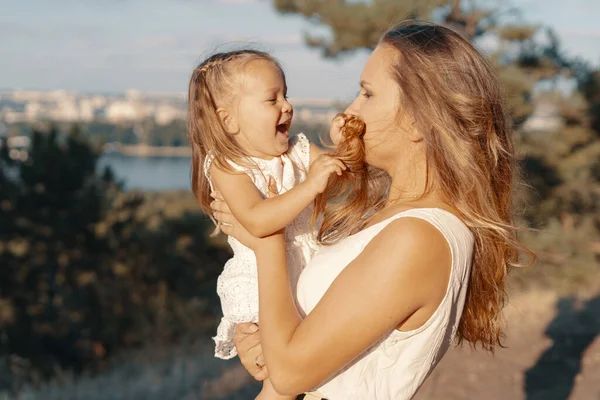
[187,49,347,400]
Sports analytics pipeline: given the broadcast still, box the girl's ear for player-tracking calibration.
[216,108,239,135]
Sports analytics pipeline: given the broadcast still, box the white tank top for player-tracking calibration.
[296,208,474,400]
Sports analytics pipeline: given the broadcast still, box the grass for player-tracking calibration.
[1,339,261,400]
[510,216,600,294]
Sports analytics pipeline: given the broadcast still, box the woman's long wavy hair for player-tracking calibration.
[318,21,534,351]
[187,50,285,223]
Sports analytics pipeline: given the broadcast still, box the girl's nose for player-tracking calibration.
[282,98,293,114]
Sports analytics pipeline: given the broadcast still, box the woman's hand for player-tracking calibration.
[210,191,284,251]
[233,322,269,381]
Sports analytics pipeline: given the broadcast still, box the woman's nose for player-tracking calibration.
[344,99,359,116]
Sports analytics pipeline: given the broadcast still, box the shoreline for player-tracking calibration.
[104,143,192,157]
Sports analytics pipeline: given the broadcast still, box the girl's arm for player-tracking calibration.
[210,156,344,238]
[251,218,452,395]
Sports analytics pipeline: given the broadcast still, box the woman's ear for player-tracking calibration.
[407,119,423,143]
[216,108,239,135]
[408,130,423,143]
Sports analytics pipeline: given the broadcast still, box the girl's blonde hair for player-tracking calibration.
[187,50,285,218]
[318,21,534,351]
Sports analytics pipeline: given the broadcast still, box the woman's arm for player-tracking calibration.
[252,218,452,395]
[210,156,344,238]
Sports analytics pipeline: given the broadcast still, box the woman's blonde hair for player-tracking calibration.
[187,50,285,218]
[319,21,534,351]
[312,114,389,242]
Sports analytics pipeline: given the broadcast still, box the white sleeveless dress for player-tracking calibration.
[204,133,320,359]
[296,208,474,399]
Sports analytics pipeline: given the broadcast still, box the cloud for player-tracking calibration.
[135,35,181,49]
[557,28,600,40]
[214,33,304,51]
[224,33,303,45]
[0,20,102,42]
[262,34,303,45]
[473,33,500,55]
[214,0,261,4]
[0,22,37,38]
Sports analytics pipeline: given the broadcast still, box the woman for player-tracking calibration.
[211,20,530,400]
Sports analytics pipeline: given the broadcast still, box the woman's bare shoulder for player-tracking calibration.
[361,216,452,300]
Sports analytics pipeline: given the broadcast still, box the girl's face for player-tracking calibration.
[345,45,413,170]
[228,60,293,160]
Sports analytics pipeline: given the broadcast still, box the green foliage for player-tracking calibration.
[0,127,228,390]
[274,0,511,57]
[275,0,438,56]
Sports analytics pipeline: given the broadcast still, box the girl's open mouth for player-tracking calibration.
[276,122,290,138]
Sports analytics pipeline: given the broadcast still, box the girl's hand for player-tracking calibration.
[305,154,346,195]
[329,114,346,145]
[233,323,269,381]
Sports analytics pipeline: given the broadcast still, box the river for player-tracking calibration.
[98,153,192,191]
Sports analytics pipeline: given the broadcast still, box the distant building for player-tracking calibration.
[5,135,30,161]
[0,90,339,126]
[155,104,185,125]
[523,102,564,133]
[79,99,95,121]
[105,100,151,123]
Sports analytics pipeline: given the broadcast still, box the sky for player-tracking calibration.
[1,0,599,101]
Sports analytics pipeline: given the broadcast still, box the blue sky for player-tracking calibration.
[1,0,598,101]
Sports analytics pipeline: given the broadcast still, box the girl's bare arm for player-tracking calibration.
[210,156,343,238]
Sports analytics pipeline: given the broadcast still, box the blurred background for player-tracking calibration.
[0,0,599,399]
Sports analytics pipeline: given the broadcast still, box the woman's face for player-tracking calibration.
[345,44,412,170]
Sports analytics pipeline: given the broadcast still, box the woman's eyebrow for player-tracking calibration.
[360,80,372,88]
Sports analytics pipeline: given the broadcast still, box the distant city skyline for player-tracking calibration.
[1,0,599,101]
[0,89,340,126]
